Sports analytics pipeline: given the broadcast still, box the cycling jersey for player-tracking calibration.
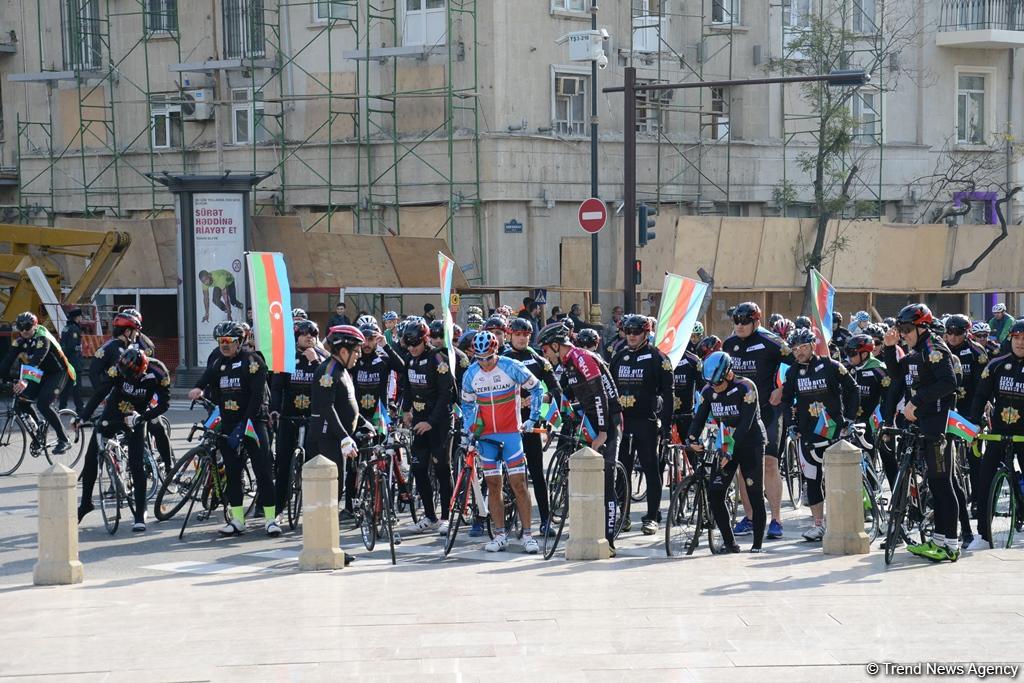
[271,346,329,418]
[461,356,542,435]
[780,354,859,438]
[352,344,404,420]
[688,376,766,449]
[672,351,703,417]
[0,326,75,382]
[847,355,889,420]
[948,339,988,411]
[561,346,620,435]
[723,328,790,412]
[882,331,957,437]
[611,341,674,432]
[971,352,1024,432]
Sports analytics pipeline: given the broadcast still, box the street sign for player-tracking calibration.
[532,289,547,305]
[450,292,461,312]
[578,197,607,234]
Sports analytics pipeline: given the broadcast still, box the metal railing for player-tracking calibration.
[939,0,1024,31]
[223,0,266,60]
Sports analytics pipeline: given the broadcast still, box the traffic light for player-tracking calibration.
[633,259,642,285]
[638,203,658,246]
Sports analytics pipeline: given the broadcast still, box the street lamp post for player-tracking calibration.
[605,68,869,313]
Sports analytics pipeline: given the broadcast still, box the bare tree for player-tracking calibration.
[906,139,1017,224]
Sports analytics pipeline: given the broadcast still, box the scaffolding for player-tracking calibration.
[628,0,736,213]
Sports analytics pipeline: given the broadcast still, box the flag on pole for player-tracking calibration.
[803,268,835,357]
[870,405,884,434]
[246,252,296,373]
[654,273,710,369]
[814,409,837,440]
[204,406,222,430]
[20,365,43,384]
[244,418,259,442]
[437,252,457,372]
[946,410,980,443]
[375,399,392,435]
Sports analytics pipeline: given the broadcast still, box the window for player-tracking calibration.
[552,0,585,10]
[315,0,350,20]
[708,87,729,140]
[150,94,182,149]
[852,0,876,33]
[553,73,588,137]
[62,0,101,70]
[145,0,177,33]
[232,88,270,145]
[711,0,740,24]
[783,0,811,58]
[957,73,987,145]
[402,0,445,47]
[851,89,880,142]
[631,0,661,14]
[636,83,670,134]
[223,0,265,59]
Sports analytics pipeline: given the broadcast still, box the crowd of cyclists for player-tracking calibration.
[3,296,1023,564]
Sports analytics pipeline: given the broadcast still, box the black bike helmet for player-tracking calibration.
[576,328,600,350]
[14,312,37,331]
[537,322,571,346]
[732,302,762,325]
[944,314,971,335]
[482,315,509,334]
[794,315,812,330]
[508,317,533,335]
[325,325,366,352]
[1011,320,1024,337]
[896,303,934,327]
[788,328,818,348]
[695,335,723,360]
[621,314,652,335]
[832,311,843,326]
[117,348,149,379]
[457,330,477,353]
[401,317,429,346]
[428,320,446,339]
[844,333,875,356]
[295,319,320,338]
[215,321,246,341]
[359,321,381,339]
[766,313,784,328]
[864,323,886,344]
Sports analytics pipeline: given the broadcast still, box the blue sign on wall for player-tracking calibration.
[504,219,523,234]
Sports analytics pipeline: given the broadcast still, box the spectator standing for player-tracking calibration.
[328,301,351,327]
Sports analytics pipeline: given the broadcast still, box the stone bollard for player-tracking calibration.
[34,464,84,586]
[565,447,612,560]
[823,439,870,555]
[298,455,346,571]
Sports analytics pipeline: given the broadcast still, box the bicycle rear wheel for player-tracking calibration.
[0,415,27,476]
[179,462,212,540]
[357,470,377,551]
[154,448,204,521]
[784,438,801,509]
[863,481,882,544]
[444,476,469,557]
[44,409,84,469]
[143,448,161,501]
[666,480,698,557]
[988,470,1017,549]
[631,463,647,503]
[287,449,304,531]
[613,461,630,540]
[98,457,121,535]
[543,460,570,560]
[884,471,910,565]
[503,473,521,540]
[379,480,397,565]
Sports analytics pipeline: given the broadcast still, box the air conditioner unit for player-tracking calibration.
[557,77,583,96]
[182,88,214,121]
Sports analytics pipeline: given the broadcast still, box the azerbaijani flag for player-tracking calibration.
[540,400,562,430]
[776,362,790,388]
[580,414,598,443]
[946,410,980,443]
[375,399,392,435]
[246,252,295,374]
[870,405,883,434]
[654,273,710,368]
[814,409,837,440]
[437,252,457,372]
[34,326,76,382]
[803,268,835,357]
[244,418,259,442]
[204,406,222,430]
[20,365,43,384]
[715,425,735,456]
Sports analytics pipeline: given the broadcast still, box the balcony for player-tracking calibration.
[937,0,1024,48]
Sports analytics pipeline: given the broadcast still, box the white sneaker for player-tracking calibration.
[218,518,245,536]
[265,519,282,537]
[966,536,990,551]
[437,520,450,536]
[405,517,439,534]
[801,524,825,542]
[131,521,146,533]
[484,534,509,552]
[522,535,539,554]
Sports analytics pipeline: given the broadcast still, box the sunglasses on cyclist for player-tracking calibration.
[732,316,756,326]
[217,336,240,344]
[946,328,967,336]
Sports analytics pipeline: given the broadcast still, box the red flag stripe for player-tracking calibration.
[666,277,697,332]
[261,252,286,371]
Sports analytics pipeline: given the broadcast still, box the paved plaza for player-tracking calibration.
[1,408,1022,681]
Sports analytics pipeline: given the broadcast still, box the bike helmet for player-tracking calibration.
[883,316,896,327]
[931,319,946,335]
[472,330,500,358]
[852,310,871,325]
[788,328,818,348]
[122,307,144,322]
[896,303,933,327]
[794,315,812,330]
[291,308,308,320]
[356,314,377,328]
[238,322,252,339]
[576,328,600,350]
[359,321,381,339]
[325,324,366,352]
[766,313,784,328]
[865,324,886,344]
[561,317,576,333]
[621,314,652,335]
[832,311,843,326]
[117,347,149,379]
[508,317,533,335]
[695,335,723,360]
[215,321,246,341]
[732,302,762,325]
[401,317,429,346]
[466,305,484,318]
[702,351,733,384]
[497,305,514,318]
[944,314,971,335]
[482,315,509,333]
[295,319,320,338]
[1011,320,1024,337]
[112,310,142,331]
[382,311,399,323]
[537,322,571,346]
[428,319,447,339]
[452,324,463,344]
[772,318,794,339]
[14,312,37,331]
[465,313,484,330]
[993,303,1008,314]
[457,330,477,353]
[691,321,705,338]
[844,333,875,357]
[971,321,991,337]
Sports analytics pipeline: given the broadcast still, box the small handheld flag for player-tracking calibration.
[715,425,735,456]
[946,410,980,443]
[244,419,259,442]
[814,410,837,440]
[776,363,790,389]
[204,406,222,430]
[870,405,883,434]
[20,365,43,384]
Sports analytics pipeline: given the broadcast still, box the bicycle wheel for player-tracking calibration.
[357,470,377,551]
[287,449,304,531]
[98,456,121,535]
[666,480,698,557]
[379,479,397,565]
[503,473,522,540]
[545,449,569,511]
[863,480,882,544]
[784,438,801,509]
[0,415,27,476]
[154,448,204,521]
[444,475,469,557]
[543,488,568,561]
[44,409,84,469]
[988,470,1016,549]
[179,461,212,540]
[612,461,630,540]
[143,449,161,501]
[884,472,910,565]
[631,462,647,503]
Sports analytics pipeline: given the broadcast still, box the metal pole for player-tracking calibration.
[624,66,636,314]
[589,0,600,321]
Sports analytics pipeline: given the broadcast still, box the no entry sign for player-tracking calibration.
[578,198,607,234]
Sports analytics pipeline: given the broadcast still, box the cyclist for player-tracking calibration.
[461,331,544,553]
[695,335,723,360]
[58,308,86,414]
[944,314,988,506]
[292,308,308,321]
[0,312,75,454]
[75,349,170,532]
[688,322,705,352]
[794,316,812,330]
[850,310,872,334]
[428,320,470,387]
[772,318,795,341]
[270,319,328,518]
[604,318,627,361]
[400,317,456,534]
[831,311,851,360]
[971,321,1000,356]
[968,319,1024,549]
[611,314,674,535]
[576,328,601,352]
[724,302,789,540]
[188,322,279,537]
[539,322,622,552]
[776,328,859,541]
[465,313,484,331]
[504,317,562,536]
[687,351,767,553]
[845,333,896,487]
[988,303,1013,343]
[881,303,961,562]
[482,316,512,353]
[381,311,400,347]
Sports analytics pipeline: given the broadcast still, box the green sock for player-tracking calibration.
[231,506,245,524]
[263,505,276,521]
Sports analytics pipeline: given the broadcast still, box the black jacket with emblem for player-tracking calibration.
[194,349,269,427]
[0,328,72,380]
[271,346,329,418]
[673,351,703,417]
[781,353,859,438]
[353,343,405,420]
[80,358,171,424]
[688,376,766,448]
[882,330,958,437]
[309,357,359,443]
[970,353,1024,433]
[846,355,889,421]
[89,337,132,397]
[401,348,454,430]
[722,328,790,412]
[948,339,988,414]
[504,345,562,419]
[610,341,674,429]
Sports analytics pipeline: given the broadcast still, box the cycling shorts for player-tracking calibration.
[477,432,526,477]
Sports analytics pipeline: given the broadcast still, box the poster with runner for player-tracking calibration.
[193,193,246,359]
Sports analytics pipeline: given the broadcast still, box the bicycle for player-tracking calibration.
[354,438,400,565]
[89,428,135,534]
[780,427,803,509]
[846,423,887,544]
[278,416,307,531]
[666,426,732,557]
[881,425,934,565]
[0,392,85,474]
[974,432,1024,549]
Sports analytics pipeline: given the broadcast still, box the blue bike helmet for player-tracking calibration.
[472,330,499,358]
[702,351,733,384]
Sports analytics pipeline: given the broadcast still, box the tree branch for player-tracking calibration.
[942,187,1022,287]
